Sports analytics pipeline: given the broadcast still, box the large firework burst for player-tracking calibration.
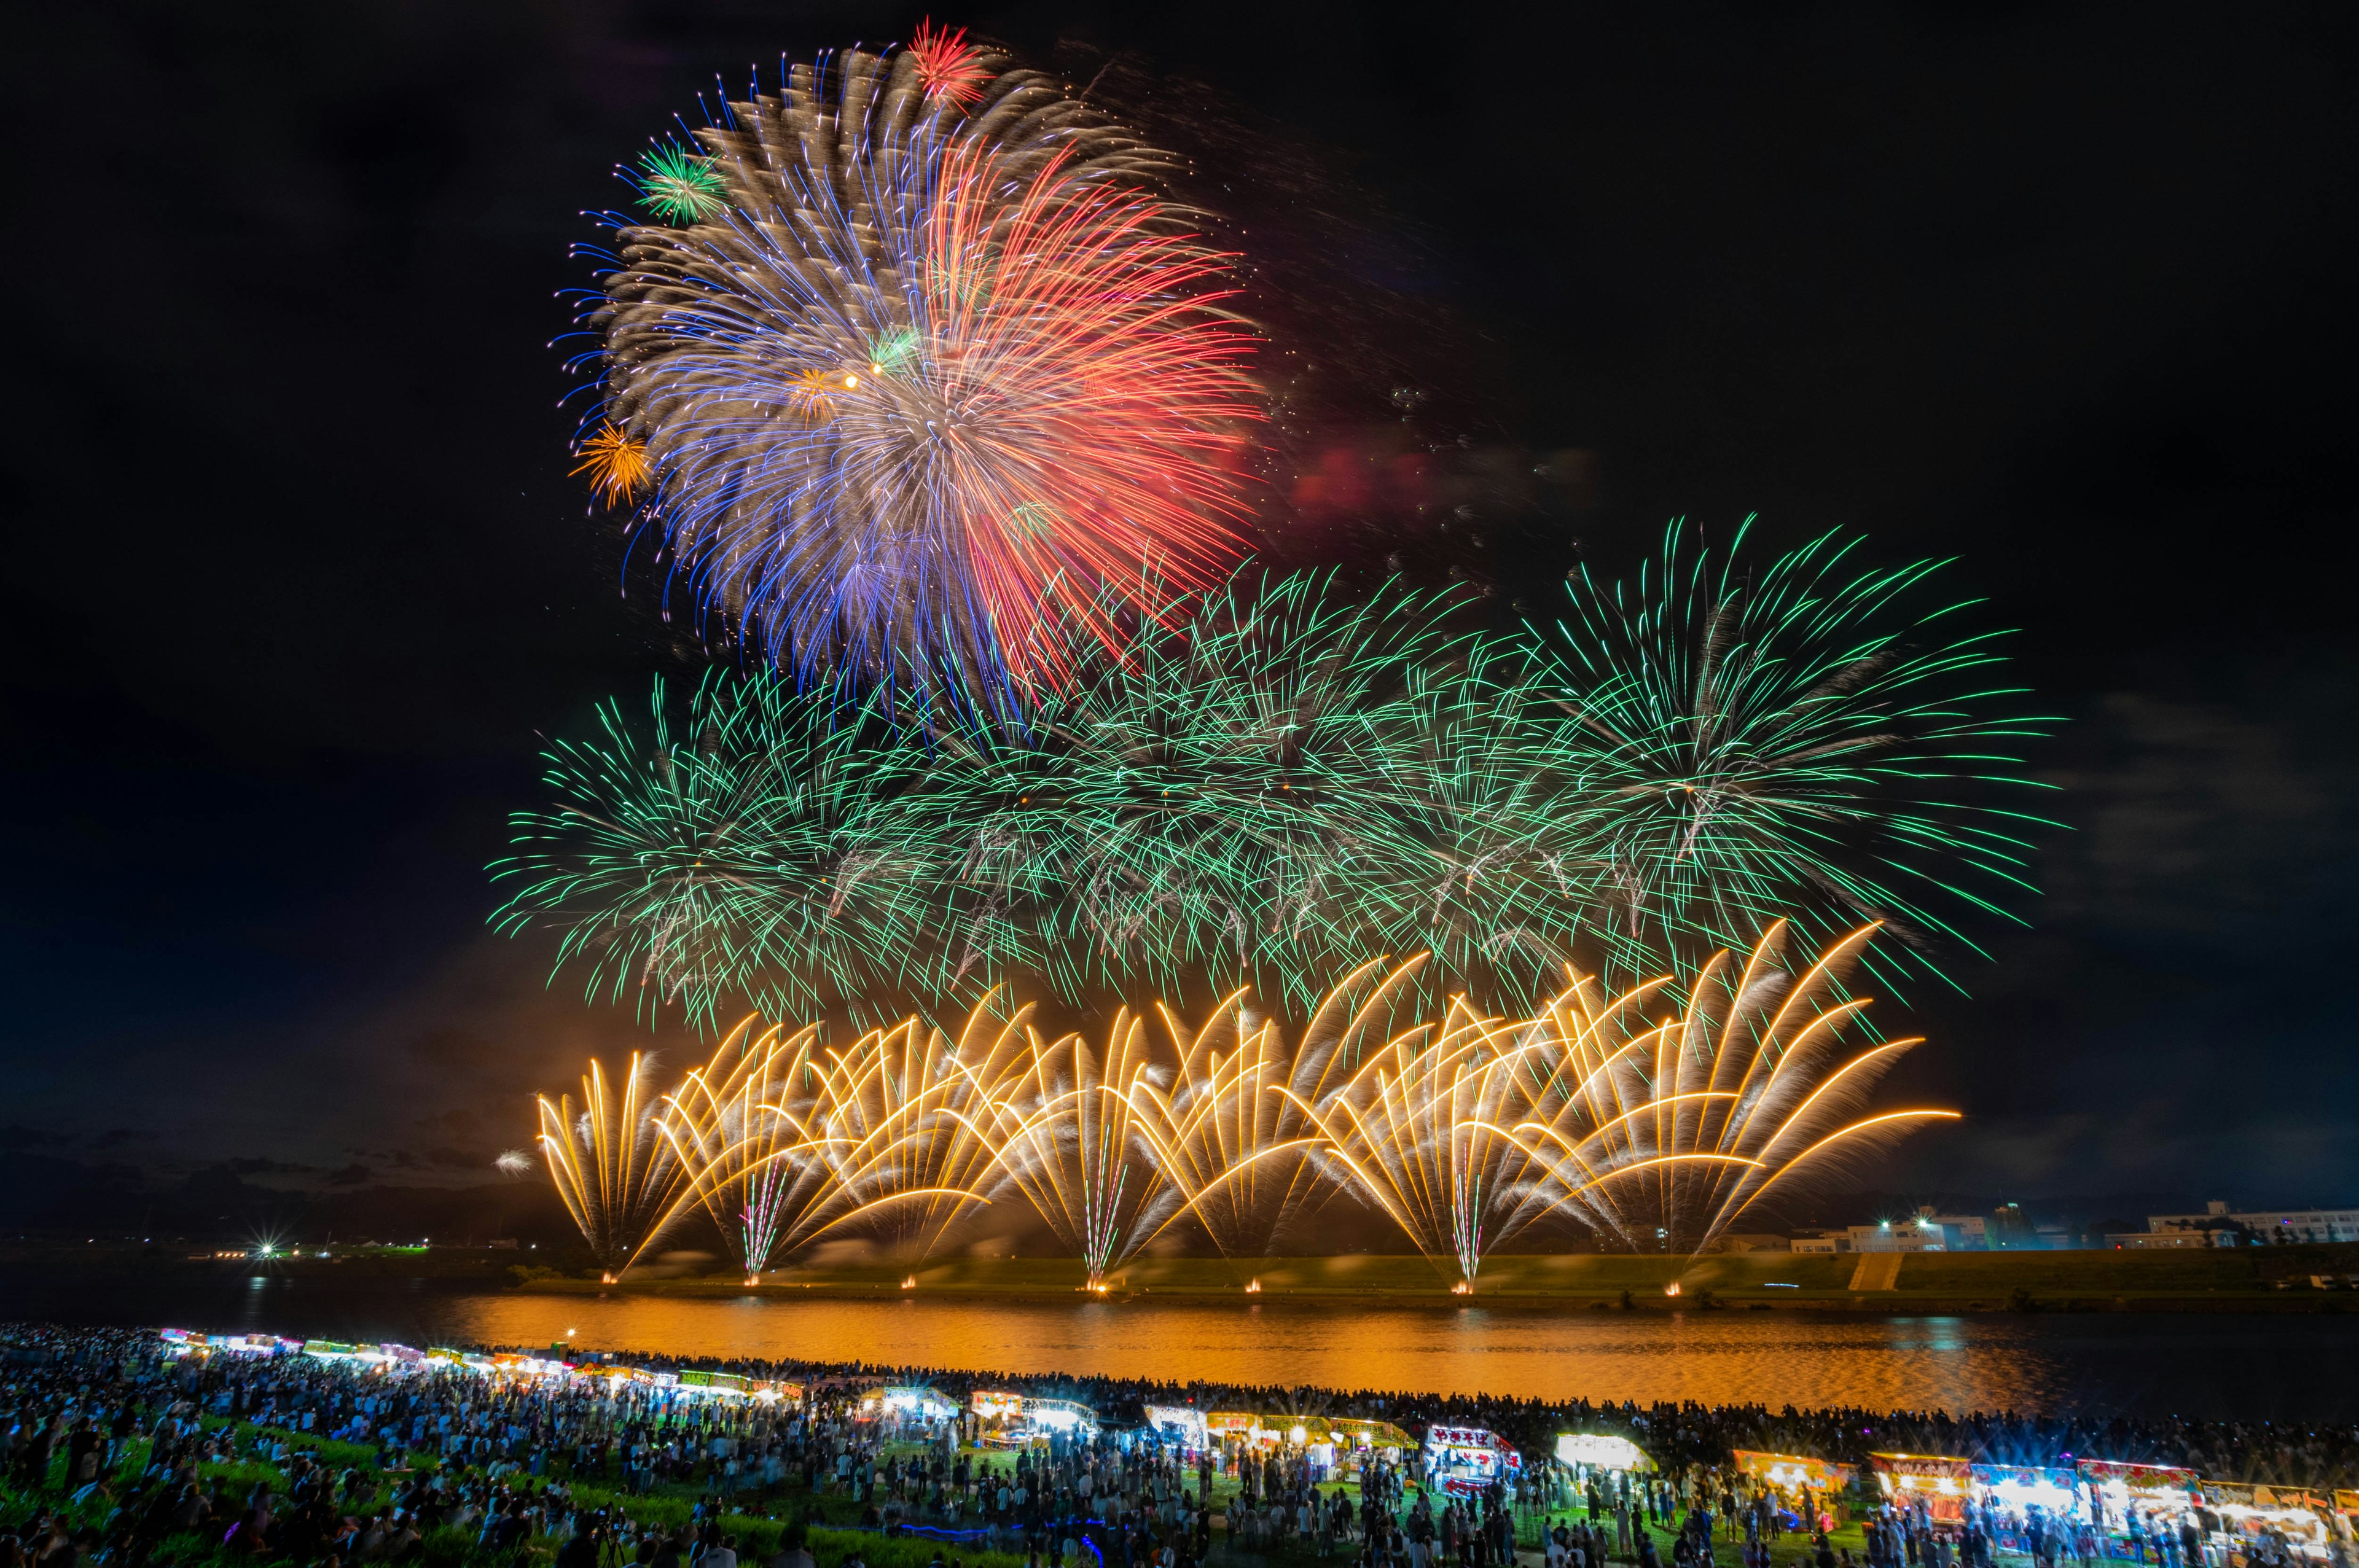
[580,41,1261,701]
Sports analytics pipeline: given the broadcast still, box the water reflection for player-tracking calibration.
[4,1274,2355,1421]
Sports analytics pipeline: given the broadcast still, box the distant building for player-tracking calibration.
[1792,1231,1849,1254]
[2146,1200,2359,1246]
[1844,1207,1989,1253]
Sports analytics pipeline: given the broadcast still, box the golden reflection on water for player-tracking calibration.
[437,1295,2065,1413]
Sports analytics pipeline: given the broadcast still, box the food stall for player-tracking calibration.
[1424,1424,1524,1498]
[1143,1405,1211,1459]
[1972,1464,2086,1547]
[1332,1418,1415,1476]
[971,1391,1099,1448]
[2078,1462,2200,1558]
[1555,1434,1653,1473]
[1734,1451,1855,1529]
[2198,1483,2336,1566]
[1871,1454,1975,1524]
[859,1384,959,1425]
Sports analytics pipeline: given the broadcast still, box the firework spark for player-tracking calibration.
[907,19,989,106]
[657,1021,833,1281]
[535,1054,686,1281]
[581,44,1261,701]
[800,1003,1031,1258]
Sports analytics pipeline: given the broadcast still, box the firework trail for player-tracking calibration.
[579,38,1261,702]
[982,1008,1184,1287]
[1136,956,1420,1260]
[657,1020,834,1281]
[535,1053,686,1281]
[1506,921,1957,1253]
[801,1002,1031,1258]
[1539,518,2057,989]
[1275,964,1565,1287]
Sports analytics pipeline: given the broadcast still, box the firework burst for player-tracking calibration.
[490,673,937,1028]
[571,424,650,505]
[984,1008,1183,1288]
[579,43,1261,701]
[535,1053,686,1281]
[1506,921,1957,1252]
[1540,518,2058,988]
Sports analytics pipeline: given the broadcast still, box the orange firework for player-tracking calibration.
[572,424,649,505]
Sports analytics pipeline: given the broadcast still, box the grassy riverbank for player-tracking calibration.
[514,1245,2359,1312]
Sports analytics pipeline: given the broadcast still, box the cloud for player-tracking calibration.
[2043,688,2350,939]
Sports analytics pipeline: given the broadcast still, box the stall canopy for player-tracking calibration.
[1555,1435,1653,1472]
[861,1386,958,1421]
[1971,1465,2083,1518]
[1426,1426,1524,1496]
[1871,1454,1975,1521]
[1332,1418,1415,1454]
[1734,1452,1856,1495]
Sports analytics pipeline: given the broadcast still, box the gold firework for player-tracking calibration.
[1506,921,1957,1252]
[536,1053,686,1281]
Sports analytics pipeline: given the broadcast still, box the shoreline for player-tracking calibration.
[507,1248,2359,1314]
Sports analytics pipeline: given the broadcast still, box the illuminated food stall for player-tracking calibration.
[2076,1452,2198,1537]
[971,1391,1100,1447]
[1971,1465,2086,1529]
[1872,1453,1974,1523]
[2199,1484,2336,1565]
[859,1384,959,1423]
[1143,1405,1210,1457]
[1555,1434,1654,1474]
[1425,1424,1524,1497]
[1734,1451,1856,1526]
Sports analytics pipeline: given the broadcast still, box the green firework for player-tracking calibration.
[633,144,730,225]
[1536,517,2060,991]
[493,537,2055,1024]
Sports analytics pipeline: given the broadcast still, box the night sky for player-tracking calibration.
[4,2,2354,1218]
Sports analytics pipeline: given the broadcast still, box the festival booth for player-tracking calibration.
[2197,1484,2337,1566]
[1331,1418,1416,1476]
[1872,1454,1974,1524]
[2078,1462,2199,1559]
[971,1391,1099,1448]
[1142,1405,1211,1459]
[1734,1451,1855,1529]
[1555,1434,1654,1474]
[1972,1464,2086,1542]
[1425,1425,1524,1498]
[859,1385,959,1425]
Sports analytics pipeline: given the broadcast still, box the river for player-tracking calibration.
[4,1274,2353,1422]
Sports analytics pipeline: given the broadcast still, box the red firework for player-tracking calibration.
[909,20,990,107]
[920,135,1262,683]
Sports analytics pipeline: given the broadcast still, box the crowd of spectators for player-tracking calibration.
[1,1319,2356,1568]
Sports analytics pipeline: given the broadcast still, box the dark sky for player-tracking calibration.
[3,1,2354,1213]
